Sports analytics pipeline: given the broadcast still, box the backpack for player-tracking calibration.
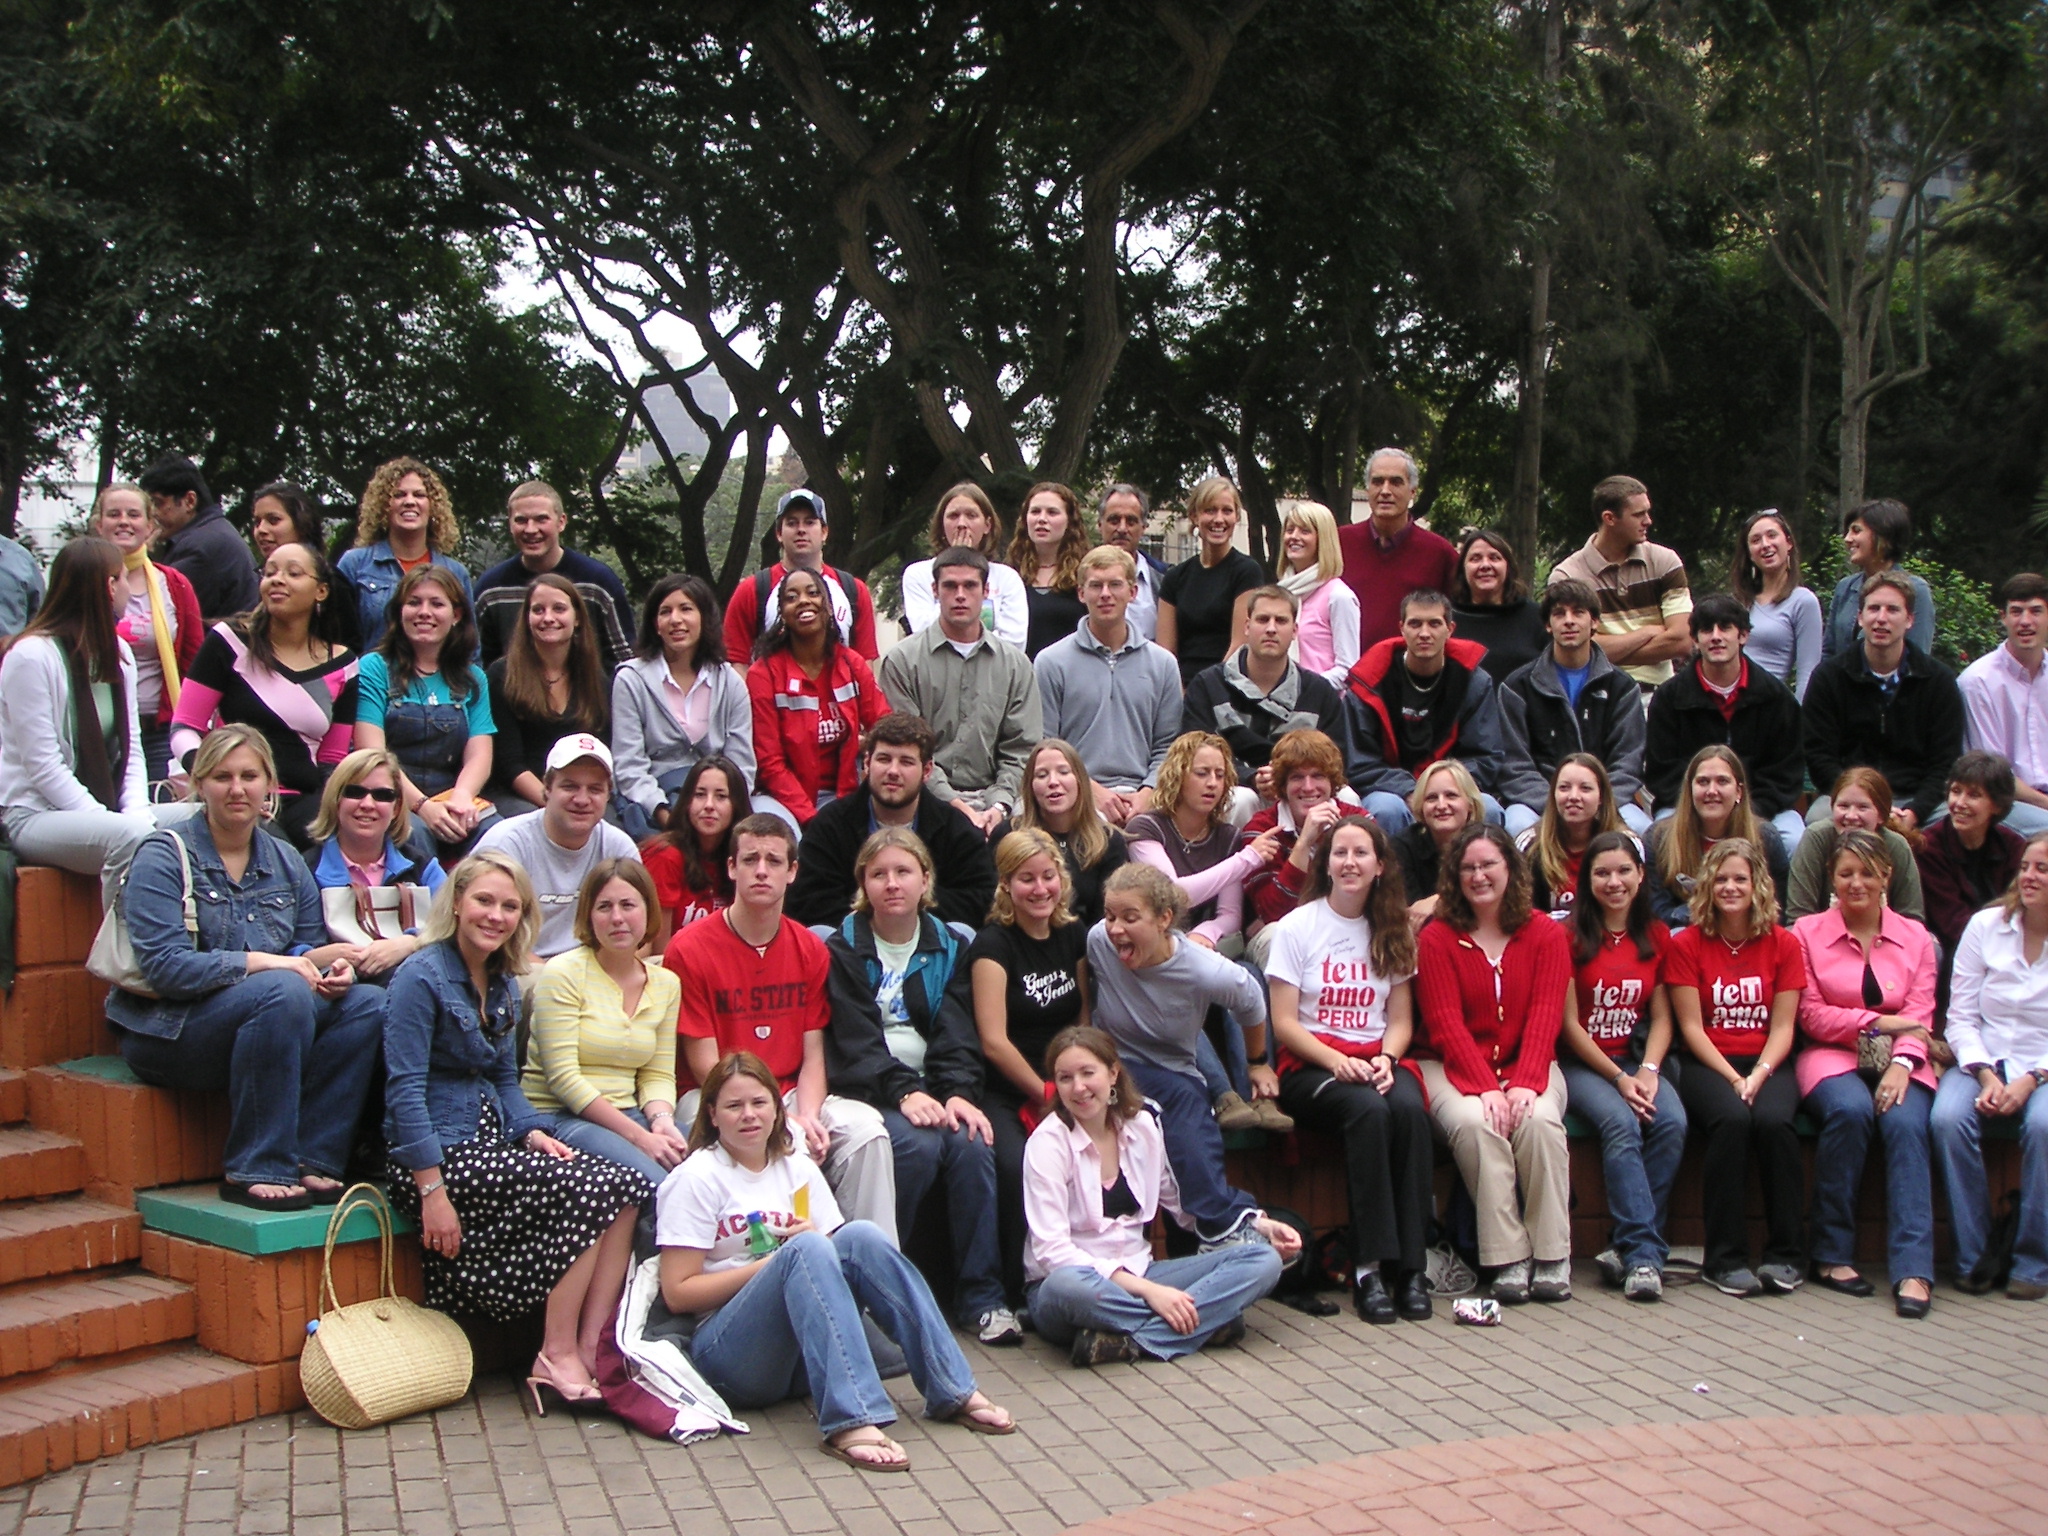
[754,565,862,638]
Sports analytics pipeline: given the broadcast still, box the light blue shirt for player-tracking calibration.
[0,537,44,637]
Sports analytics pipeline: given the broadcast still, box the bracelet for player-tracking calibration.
[1611,1070,1627,1086]
[416,1177,445,1199]
[1641,1061,1660,1074]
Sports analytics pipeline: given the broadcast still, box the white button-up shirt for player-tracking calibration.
[1947,905,2048,1078]
[1961,643,2048,793]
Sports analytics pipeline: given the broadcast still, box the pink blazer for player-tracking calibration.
[1790,907,1940,1096]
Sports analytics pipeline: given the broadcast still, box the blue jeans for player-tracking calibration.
[1805,1071,1935,1281]
[1195,1023,1251,1101]
[544,1107,668,1186]
[687,1222,978,1438]
[1120,1051,1258,1241]
[1559,1057,1687,1271]
[119,973,385,1187]
[1364,790,1504,834]
[883,1109,1004,1323]
[1027,1246,1282,1360]
[1932,1071,2048,1287]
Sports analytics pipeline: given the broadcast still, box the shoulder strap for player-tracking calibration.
[754,567,774,626]
[835,567,860,612]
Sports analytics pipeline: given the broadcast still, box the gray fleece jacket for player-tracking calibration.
[608,656,756,816]
[1033,617,1181,789]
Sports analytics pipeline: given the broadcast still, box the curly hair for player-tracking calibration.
[753,566,843,662]
[1435,823,1533,934]
[1306,814,1415,978]
[1006,482,1089,594]
[355,456,461,553]
[1687,838,1780,937]
[1152,732,1236,833]
[1269,729,1344,798]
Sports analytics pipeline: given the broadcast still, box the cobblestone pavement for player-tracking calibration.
[4,1265,2046,1536]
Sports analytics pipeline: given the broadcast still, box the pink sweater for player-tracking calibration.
[1022,1110,1191,1283]
[1790,908,1940,1096]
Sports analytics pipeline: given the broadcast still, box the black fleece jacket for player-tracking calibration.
[787,785,998,930]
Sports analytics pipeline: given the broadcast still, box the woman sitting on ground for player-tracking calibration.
[990,739,1129,926]
[1522,753,1629,921]
[612,573,762,841]
[640,756,749,937]
[825,828,1015,1346]
[1785,766,1925,923]
[1268,816,1434,1323]
[1413,825,1574,1304]
[1791,829,1940,1317]
[1025,1026,1286,1366]
[170,542,359,847]
[1088,863,1303,1255]
[967,827,1092,1309]
[1393,759,1483,929]
[383,851,647,1411]
[353,564,495,857]
[93,482,201,785]
[485,573,610,820]
[0,537,157,907]
[1932,828,2048,1301]
[1666,839,1806,1299]
[659,1051,1015,1471]
[112,726,384,1211]
[1558,831,1686,1302]
[747,567,886,825]
[1648,745,1788,926]
[899,482,1029,647]
[306,748,447,981]
[1124,732,1289,1135]
[521,859,689,1189]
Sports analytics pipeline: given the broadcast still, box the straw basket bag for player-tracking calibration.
[300,1184,473,1429]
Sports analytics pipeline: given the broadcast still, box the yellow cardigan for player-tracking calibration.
[519,947,681,1117]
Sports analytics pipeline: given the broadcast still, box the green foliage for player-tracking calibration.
[1805,532,2004,670]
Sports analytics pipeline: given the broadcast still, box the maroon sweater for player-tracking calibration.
[1337,518,1459,650]
[1414,912,1571,1095]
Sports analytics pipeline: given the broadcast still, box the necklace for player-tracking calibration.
[1403,662,1445,695]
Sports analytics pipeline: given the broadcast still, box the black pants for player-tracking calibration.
[1676,1052,1803,1274]
[984,1089,1031,1307]
[1277,1064,1433,1276]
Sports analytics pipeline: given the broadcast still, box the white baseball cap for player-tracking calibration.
[544,733,614,776]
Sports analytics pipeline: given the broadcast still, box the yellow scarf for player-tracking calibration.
[121,548,182,707]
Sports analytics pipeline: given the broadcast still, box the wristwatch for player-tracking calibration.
[2031,1068,2048,1087]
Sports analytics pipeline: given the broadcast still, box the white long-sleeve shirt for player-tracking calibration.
[899,559,1031,650]
[1946,905,2048,1079]
[0,635,149,817]
[1022,1108,1189,1283]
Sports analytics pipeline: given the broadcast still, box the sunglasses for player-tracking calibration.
[340,785,400,804]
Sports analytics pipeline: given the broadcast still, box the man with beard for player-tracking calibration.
[785,713,998,930]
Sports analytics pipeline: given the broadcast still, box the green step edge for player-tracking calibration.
[136,1183,414,1256]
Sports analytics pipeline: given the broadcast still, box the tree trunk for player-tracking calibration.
[1838,356,1868,516]
[1789,324,1813,536]
[1507,252,1551,571]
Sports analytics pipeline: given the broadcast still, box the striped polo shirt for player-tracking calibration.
[1548,535,1693,687]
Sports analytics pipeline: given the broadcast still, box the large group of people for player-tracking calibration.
[3,446,2046,1476]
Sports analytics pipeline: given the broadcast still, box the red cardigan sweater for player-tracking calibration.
[747,645,887,823]
[1414,911,1571,1095]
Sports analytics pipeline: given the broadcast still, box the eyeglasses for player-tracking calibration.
[340,785,400,804]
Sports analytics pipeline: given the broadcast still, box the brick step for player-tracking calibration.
[0,1130,85,1203]
[0,1073,23,1127]
[11,868,102,970]
[27,1060,226,1204]
[0,1272,196,1381]
[0,969,116,1072]
[0,1199,142,1286]
[0,1346,296,1487]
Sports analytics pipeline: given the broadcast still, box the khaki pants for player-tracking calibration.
[1416,1060,1570,1267]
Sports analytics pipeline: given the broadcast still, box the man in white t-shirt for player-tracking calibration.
[474,734,640,957]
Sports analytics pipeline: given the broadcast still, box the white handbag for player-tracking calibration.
[86,830,196,998]
[321,883,427,947]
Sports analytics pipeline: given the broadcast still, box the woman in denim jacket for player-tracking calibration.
[382,849,648,1413]
[109,725,385,1213]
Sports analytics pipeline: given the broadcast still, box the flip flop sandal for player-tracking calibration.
[822,1431,910,1472]
[941,1401,1017,1436]
[218,1181,311,1212]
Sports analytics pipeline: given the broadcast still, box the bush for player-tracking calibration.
[1806,523,2001,670]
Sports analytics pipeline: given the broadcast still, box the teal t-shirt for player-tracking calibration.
[354,653,495,736]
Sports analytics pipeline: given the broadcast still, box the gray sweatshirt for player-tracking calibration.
[1086,922,1266,1078]
[608,656,756,816]
[1033,618,1181,789]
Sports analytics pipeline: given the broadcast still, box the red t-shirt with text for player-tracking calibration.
[1662,925,1805,1060]
[663,913,828,1091]
[1571,923,1668,1061]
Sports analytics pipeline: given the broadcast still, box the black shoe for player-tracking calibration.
[1069,1329,1142,1367]
[1809,1262,1875,1298]
[1395,1270,1433,1321]
[1954,1271,1997,1296]
[1353,1270,1397,1325]
[1205,1316,1247,1349]
[1893,1280,1932,1319]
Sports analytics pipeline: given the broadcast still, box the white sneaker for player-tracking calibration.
[976,1307,1024,1346]
[1491,1258,1532,1304]
[1530,1259,1572,1302]
[1624,1266,1663,1302]
[1425,1243,1479,1297]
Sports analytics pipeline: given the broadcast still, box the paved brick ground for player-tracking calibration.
[3,1265,2046,1536]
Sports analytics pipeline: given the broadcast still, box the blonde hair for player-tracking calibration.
[1103,860,1189,927]
[186,725,279,822]
[2002,831,2048,918]
[420,851,541,976]
[1185,475,1243,530]
[309,747,414,844]
[570,858,659,950]
[1687,838,1780,937]
[989,827,1075,927]
[1408,759,1485,827]
[1077,543,1137,586]
[1015,739,1111,871]
[355,456,461,552]
[1152,732,1236,833]
[1280,501,1342,583]
[506,480,564,516]
[1660,746,1766,893]
[851,828,936,918]
[92,482,145,522]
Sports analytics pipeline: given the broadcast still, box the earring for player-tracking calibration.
[1108,1088,1118,1105]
